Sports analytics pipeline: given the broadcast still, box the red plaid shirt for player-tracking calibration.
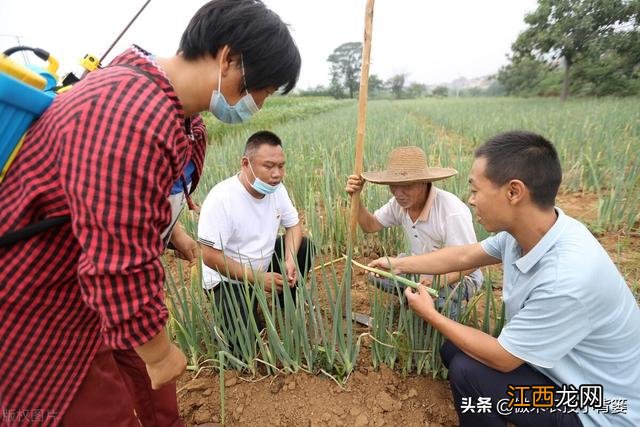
[0,46,206,424]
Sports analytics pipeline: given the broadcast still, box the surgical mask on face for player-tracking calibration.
[247,160,280,195]
[209,55,259,124]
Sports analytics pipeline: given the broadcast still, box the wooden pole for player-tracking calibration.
[349,0,375,247]
[346,0,375,326]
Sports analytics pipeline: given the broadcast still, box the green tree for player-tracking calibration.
[406,82,428,98]
[573,28,640,96]
[513,0,638,100]
[327,42,362,99]
[483,80,508,97]
[497,56,556,96]
[368,74,385,97]
[432,85,449,97]
[329,74,345,99]
[298,85,332,97]
[387,73,406,99]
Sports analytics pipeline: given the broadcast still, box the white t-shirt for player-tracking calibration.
[198,174,299,289]
[374,186,483,288]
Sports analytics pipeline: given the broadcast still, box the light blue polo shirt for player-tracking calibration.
[481,208,640,427]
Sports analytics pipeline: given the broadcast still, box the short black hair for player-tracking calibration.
[244,130,282,157]
[179,0,301,94]
[474,131,562,208]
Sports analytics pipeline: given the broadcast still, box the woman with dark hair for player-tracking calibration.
[0,1,300,425]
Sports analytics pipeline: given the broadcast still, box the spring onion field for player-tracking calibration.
[167,96,640,425]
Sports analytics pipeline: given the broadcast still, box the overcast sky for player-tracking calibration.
[0,0,538,88]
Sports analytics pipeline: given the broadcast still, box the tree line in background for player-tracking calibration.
[299,41,465,99]
[498,0,640,99]
[301,0,639,100]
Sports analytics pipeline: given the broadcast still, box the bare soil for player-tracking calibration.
[178,365,456,427]
[174,191,639,426]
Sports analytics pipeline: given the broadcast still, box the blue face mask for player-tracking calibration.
[247,160,280,195]
[209,55,259,124]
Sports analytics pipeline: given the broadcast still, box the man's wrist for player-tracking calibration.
[134,328,171,365]
[248,267,263,284]
[244,264,255,282]
[394,257,405,274]
[446,271,463,285]
[422,305,443,324]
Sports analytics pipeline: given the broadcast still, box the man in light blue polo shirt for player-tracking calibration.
[369,131,640,427]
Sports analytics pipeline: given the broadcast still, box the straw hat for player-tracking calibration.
[361,146,457,185]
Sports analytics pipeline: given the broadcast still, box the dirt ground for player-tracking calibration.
[175,255,460,427]
[174,191,639,426]
[178,364,456,426]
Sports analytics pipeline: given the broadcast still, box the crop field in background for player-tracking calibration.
[166,96,640,425]
[198,96,640,244]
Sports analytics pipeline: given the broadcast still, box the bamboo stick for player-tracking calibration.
[348,0,375,246]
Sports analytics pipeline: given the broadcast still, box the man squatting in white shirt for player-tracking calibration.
[198,131,314,345]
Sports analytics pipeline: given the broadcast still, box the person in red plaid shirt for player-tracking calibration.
[0,1,300,425]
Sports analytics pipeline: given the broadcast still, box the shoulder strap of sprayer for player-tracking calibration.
[0,64,161,249]
[0,215,71,248]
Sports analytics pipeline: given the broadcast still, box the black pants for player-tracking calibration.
[440,341,582,427]
[209,236,314,338]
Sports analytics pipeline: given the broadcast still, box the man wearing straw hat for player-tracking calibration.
[346,146,482,317]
